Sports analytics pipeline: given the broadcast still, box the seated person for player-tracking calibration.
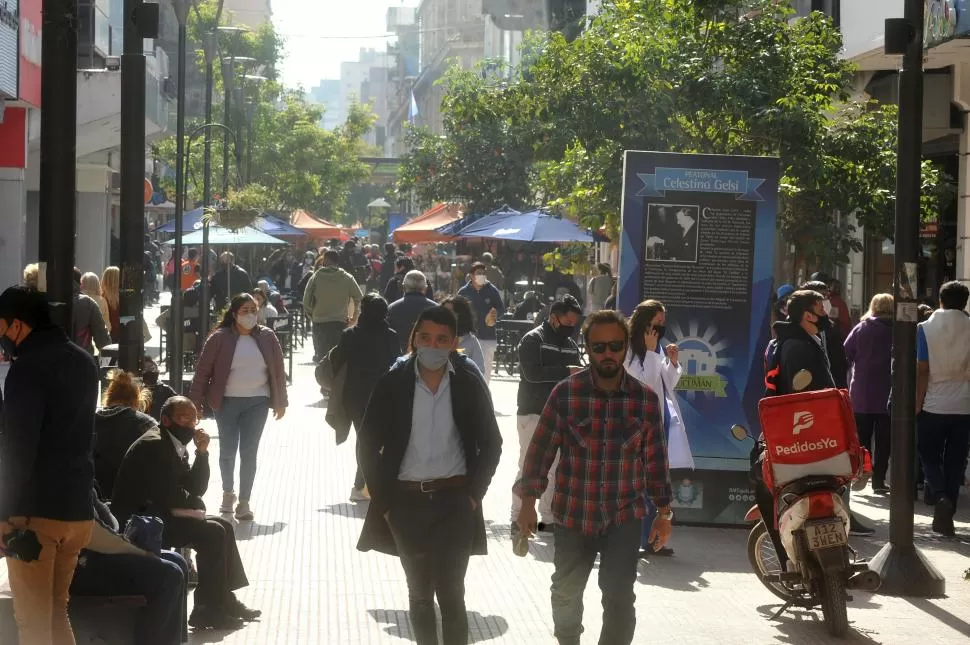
[142,357,179,421]
[94,369,158,498]
[71,493,189,645]
[111,396,259,630]
[256,279,288,315]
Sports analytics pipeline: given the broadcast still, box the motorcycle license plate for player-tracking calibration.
[806,520,846,550]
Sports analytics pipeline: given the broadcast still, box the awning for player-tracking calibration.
[393,203,463,244]
[165,225,288,246]
[290,209,351,241]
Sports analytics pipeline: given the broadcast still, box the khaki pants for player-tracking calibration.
[510,414,559,524]
[5,517,94,645]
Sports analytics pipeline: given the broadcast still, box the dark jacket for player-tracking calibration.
[383,272,434,304]
[210,264,253,309]
[110,427,209,529]
[93,406,158,498]
[357,354,502,556]
[457,281,505,341]
[148,382,179,422]
[771,321,836,395]
[387,292,438,353]
[843,316,893,414]
[0,326,98,521]
[328,322,401,427]
[516,322,581,416]
[821,324,849,389]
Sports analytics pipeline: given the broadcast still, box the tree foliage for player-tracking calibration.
[396,0,950,268]
[151,0,376,221]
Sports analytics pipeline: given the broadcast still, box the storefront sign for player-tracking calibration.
[925,0,958,47]
[618,151,780,526]
[0,105,27,167]
[0,0,18,99]
[18,0,39,106]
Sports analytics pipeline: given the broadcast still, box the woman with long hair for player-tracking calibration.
[441,295,485,374]
[190,293,288,520]
[94,370,158,498]
[101,266,122,341]
[626,300,693,556]
[326,293,401,501]
[81,271,111,325]
[844,293,894,493]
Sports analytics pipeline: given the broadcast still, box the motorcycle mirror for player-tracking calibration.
[730,424,749,441]
[792,369,813,392]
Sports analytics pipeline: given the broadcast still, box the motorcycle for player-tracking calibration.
[732,423,881,637]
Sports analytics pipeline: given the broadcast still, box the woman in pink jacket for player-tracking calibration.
[190,293,288,521]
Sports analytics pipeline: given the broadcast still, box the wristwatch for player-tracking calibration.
[657,507,674,521]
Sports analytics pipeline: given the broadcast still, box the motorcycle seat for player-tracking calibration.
[777,475,845,506]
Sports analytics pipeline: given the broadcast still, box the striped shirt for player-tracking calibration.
[514,368,671,536]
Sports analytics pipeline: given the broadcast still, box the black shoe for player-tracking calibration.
[640,546,675,558]
[189,606,245,630]
[225,595,262,621]
[932,498,956,537]
[872,483,890,495]
[849,513,876,536]
[536,521,553,534]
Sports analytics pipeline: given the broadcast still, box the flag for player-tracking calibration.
[408,90,419,126]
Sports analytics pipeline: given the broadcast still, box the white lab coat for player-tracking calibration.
[624,350,695,470]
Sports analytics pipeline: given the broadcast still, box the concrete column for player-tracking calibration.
[0,168,27,289]
[847,212,866,312]
[76,166,111,276]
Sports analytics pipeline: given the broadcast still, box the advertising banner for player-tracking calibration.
[618,151,779,525]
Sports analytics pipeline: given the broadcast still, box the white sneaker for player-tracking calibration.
[220,492,237,514]
[350,487,370,502]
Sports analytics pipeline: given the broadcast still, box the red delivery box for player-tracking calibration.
[757,388,861,488]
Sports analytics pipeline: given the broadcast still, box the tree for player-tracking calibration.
[397,0,951,269]
[151,0,376,219]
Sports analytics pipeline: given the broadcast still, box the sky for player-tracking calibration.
[273,0,417,91]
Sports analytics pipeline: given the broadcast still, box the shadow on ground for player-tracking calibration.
[367,608,509,643]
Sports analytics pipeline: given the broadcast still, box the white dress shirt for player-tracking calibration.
[398,361,467,481]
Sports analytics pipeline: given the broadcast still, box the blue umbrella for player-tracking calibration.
[152,207,205,234]
[455,209,602,243]
[436,206,520,237]
[164,225,287,246]
[258,214,307,237]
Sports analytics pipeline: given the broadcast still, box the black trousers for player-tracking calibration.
[386,487,476,645]
[855,412,891,487]
[164,516,249,609]
[312,321,345,362]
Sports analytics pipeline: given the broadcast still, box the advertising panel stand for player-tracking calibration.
[618,151,780,525]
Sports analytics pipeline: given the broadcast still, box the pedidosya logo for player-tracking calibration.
[775,437,838,456]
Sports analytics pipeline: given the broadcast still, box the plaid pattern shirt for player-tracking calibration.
[513,368,672,536]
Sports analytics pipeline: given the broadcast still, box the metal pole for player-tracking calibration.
[169,0,190,390]
[870,0,945,598]
[200,34,216,335]
[222,58,233,195]
[118,0,148,372]
[37,0,78,332]
[246,101,255,183]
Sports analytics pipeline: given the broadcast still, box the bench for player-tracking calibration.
[0,561,146,644]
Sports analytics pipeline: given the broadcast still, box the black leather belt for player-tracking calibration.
[398,475,468,493]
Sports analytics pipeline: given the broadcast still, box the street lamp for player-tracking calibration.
[222,56,257,196]
[241,75,268,183]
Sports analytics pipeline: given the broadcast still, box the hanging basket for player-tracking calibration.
[204,206,260,232]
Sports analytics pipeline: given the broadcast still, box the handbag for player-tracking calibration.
[123,515,165,554]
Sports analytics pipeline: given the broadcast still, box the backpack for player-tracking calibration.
[763,338,783,397]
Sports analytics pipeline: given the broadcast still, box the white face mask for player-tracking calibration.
[474,274,487,287]
[237,313,258,330]
[822,299,833,316]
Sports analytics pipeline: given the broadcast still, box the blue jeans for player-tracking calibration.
[70,549,188,645]
[917,411,970,507]
[551,521,641,645]
[215,396,270,501]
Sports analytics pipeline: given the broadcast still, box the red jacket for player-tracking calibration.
[189,325,288,413]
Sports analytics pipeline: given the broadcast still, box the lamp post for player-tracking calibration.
[168,0,192,390]
[222,56,256,195]
[241,74,268,183]
[37,0,79,331]
[870,0,946,597]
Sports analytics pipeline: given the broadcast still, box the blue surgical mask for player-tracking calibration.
[416,346,450,371]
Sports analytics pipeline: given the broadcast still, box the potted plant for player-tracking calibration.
[203,183,274,231]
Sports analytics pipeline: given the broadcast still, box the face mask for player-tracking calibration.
[416,346,451,371]
[822,299,833,316]
[474,274,487,286]
[237,313,258,330]
[814,313,833,332]
[557,324,575,338]
[653,324,667,340]
[167,423,195,445]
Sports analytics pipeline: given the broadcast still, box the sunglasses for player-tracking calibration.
[589,340,626,354]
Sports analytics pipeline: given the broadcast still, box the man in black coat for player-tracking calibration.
[111,396,258,630]
[210,252,253,310]
[0,286,98,645]
[357,307,502,645]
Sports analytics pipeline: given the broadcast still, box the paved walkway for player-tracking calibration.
[4,309,970,644]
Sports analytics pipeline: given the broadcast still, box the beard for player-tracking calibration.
[592,360,621,379]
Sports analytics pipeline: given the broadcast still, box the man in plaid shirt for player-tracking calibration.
[514,310,673,645]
